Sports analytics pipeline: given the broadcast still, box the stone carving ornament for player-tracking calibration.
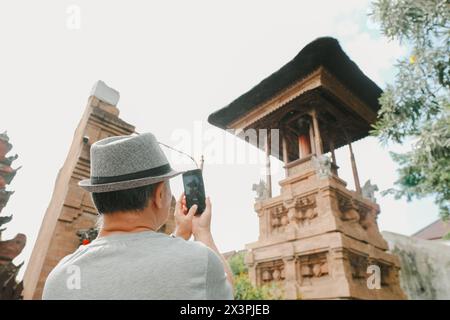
[362,179,379,203]
[258,260,285,284]
[295,195,318,225]
[252,179,268,200]
[270,204,289,233]
[312,155,332,179]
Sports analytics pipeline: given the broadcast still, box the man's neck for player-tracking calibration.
[98,210,158,238]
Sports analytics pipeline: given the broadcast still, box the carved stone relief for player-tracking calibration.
[294,195,318,226]
[347,251,394,288]
[336,193,381,238]
[296,252,329,285]
[257,259,286,285]
[269,194,318,234]
[270,204,289,234]
[347,251,368,279]
[337,194,360,222]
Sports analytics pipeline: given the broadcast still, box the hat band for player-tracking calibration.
[91,163,172,184]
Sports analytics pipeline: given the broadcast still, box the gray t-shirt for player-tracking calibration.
[42,231,234,300]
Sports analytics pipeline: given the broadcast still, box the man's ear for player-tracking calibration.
[153,181,166,209]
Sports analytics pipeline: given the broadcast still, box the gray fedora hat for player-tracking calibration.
[79,132,182,193]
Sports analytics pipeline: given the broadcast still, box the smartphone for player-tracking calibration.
[182,169,206,215]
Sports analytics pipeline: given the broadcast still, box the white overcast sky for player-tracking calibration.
[0,0,439,279]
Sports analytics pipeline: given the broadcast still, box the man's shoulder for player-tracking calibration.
[42,251,81,299]
[166,235,210,257]
[42,235,221,299]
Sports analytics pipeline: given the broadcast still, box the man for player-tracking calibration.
[43,133,234,300]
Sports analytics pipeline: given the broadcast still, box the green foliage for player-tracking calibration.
[229,252,284,300]
[233,273,283,300]
[229,251,248,276]
[370,0,450,222]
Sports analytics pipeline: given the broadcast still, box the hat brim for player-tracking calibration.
[78,169,184,193]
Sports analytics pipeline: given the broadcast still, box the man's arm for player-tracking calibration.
[173,194,234,292]
[195,232,234,291]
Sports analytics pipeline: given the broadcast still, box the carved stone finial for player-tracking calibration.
[90,80,120,106]
[362,180,379,203]
[312,155,332,179]
[252,179,268,200]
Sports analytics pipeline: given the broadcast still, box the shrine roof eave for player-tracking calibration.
[208,37,383,130]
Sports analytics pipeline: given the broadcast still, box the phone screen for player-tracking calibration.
[182,169,206,215]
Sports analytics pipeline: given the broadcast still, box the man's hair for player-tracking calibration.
[91,183,158,214]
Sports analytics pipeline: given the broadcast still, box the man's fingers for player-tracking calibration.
[186,204,198,218]
[174,193,184,215]
[181,194,188,214]
[204,197,212,215]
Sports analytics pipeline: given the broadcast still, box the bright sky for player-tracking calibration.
[0,0,439,280]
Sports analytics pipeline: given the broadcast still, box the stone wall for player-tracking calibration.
[382,231,450,300]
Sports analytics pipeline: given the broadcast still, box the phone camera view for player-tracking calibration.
[183,170,206,215]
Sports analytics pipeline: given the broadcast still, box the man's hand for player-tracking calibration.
[173,193,197,240]
[192,197,212,241]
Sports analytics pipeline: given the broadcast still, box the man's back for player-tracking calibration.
[43,231,234,300]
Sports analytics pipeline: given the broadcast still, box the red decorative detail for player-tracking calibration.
[82,239,90,245]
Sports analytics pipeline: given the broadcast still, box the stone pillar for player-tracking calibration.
[296,116,312,159]
[283,198,298,241]
[329,139,337,165]
[265,130,272,198]
[283,257,298,299]
[282,129,289,177]
[245,250,257,286]
[348,141,361,194]
[330,248,352,297]
[298,135,311,158]
[256,203,268,241]
[309,124,316,155]
[311,110,323,155]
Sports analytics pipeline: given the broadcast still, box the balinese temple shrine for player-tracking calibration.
[208,37,406,299]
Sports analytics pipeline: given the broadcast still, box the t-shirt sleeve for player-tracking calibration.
[205,248,234,300]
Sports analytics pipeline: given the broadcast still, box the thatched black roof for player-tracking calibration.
[208,37,383,129]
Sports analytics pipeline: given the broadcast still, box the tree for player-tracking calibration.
[228,252,283,300]
[370,0,450,227]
